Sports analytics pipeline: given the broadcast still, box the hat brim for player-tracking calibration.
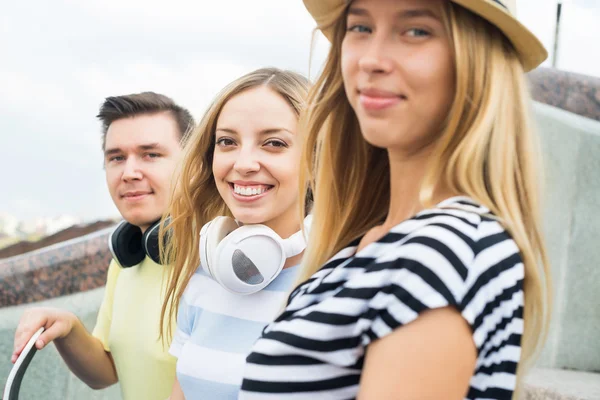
[303,0,548,72]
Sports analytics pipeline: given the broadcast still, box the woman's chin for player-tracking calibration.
[359,125,395,149]
[231,210,269,226]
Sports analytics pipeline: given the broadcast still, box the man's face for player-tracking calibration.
[104,112,182,232]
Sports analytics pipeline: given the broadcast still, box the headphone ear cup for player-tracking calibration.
[142,220,163,265]
[108,221,144,268]
[212,224,286,294]
[200,217,239,279]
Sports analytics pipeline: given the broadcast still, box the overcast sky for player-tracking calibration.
[1,0,598,222]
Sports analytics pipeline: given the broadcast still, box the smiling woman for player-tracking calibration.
[157,67,311,400]
[341,1,455,151]
[212,85,303,230]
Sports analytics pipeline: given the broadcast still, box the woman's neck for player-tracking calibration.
[284,252,303,270]
[262,210,303,240]
[384,145,454,230]
[261,205,304,270]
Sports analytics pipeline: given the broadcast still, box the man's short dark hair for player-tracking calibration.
[97,92,195,150]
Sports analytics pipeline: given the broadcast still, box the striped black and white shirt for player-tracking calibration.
[240,197,524,400]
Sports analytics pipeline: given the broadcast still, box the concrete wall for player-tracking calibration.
[0,288,122,400]
[534,102,600,373]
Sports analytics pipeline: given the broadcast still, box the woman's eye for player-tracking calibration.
[216,137,235,146]
[347,24,372,34]
[145,153,161,159]
[265,139,288,148]
[406,28,430,37]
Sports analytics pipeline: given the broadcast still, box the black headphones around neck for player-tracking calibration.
[108,220,166,267]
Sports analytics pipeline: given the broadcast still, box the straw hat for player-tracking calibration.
[303,0,548,71]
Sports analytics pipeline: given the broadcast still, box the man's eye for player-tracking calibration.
[109,156,124,162]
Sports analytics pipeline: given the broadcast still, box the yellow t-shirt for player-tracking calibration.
[93,258,176,400]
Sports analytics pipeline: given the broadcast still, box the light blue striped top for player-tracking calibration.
[169,266,299,399]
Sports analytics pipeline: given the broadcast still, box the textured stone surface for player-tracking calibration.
[0,221,115,259]
[529,68,600,122]
[0,228,113,307]
[521,368,600,400]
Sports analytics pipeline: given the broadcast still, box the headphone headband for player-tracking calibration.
[283,215,312,258]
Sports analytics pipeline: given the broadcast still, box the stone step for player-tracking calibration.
[522,368,600,400]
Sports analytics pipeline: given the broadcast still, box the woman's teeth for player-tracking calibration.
[233,184,271,196]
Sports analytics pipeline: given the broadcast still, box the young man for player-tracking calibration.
[11,92,194,400]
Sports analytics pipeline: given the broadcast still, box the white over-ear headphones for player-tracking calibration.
[199,215,312,295]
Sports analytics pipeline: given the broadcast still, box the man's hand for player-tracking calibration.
[12,307,76,363]
[11,306,118,389]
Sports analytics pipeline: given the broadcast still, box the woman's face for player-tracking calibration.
[341,0,455,154]
[213,86,302,235]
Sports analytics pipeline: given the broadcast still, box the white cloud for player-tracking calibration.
[516,0,600,75]
[517,0,559,66]
[555,4,600,76]
[6,198,46,219]
[74,60,253,119]
[0,68,76,117]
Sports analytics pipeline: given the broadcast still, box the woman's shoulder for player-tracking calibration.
[357,197,506,260]
[414,196,494,231]
[404,196,512,249]
[349,196,522,298]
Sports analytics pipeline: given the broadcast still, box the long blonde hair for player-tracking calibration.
[298,2,551,384]
[159,67,310,341]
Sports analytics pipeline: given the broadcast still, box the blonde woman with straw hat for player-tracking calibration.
[240,0,551,399]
